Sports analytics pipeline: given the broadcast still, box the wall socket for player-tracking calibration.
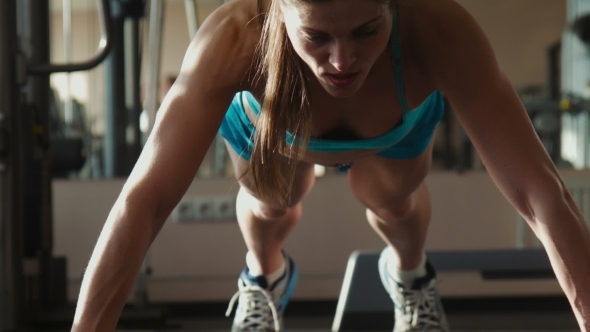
[171,195,237,223]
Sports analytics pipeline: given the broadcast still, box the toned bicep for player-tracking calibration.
[120,4,257,223]
[132,89,235,222]
[430,2,564,218]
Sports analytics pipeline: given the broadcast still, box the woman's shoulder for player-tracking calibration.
[204,0,262,39]
[400,0,474,25]
[401,0,493,85]
[185,0,263,90]
[401,0,480,50]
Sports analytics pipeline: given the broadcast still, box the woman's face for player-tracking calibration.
[282,0,393,98]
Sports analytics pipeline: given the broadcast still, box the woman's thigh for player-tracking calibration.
[347,140,434,211]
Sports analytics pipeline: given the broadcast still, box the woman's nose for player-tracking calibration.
[329,40,356,72]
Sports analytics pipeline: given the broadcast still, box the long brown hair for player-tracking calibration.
[249,0,312,207]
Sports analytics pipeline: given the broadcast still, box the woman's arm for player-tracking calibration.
[71,3,258,331]
[423,1,590,329]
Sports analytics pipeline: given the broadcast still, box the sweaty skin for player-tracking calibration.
[71,0,590,331]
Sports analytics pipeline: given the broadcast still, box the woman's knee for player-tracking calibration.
[257,201,302,221]
[368,183,429,223]
[237,186,303,221]
[369,193,415,223]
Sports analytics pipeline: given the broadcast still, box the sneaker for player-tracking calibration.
[378,248,450,331]
[226,255,299,332]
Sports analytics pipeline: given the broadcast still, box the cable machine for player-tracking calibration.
[0,0,112,330]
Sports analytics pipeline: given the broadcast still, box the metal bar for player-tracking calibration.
[125,18,142,169]
[548,42,561,101]
[63,0,74,123]
[145,0,165,135]
[103,0,129,178]
[25,0,55,311]
[28,0,113,74]
[0,0,26,329]
[185,0,199,39]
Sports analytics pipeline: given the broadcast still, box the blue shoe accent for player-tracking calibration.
[276,257,298,314]
[241,268,270,289]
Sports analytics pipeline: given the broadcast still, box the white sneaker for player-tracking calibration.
[226,255,299,332]
[378,248,450,331]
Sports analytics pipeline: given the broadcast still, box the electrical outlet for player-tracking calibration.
[211,195,236,220]
[172,198,195,222]
[193,197,215,221]
[172,195,237,223]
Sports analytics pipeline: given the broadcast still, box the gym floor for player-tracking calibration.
[41,297,580,331]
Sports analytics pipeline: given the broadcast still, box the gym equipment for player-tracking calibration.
[0,0,113,330]
[561,0,590,169]
[103,0,145,178]
[144,0,165,138]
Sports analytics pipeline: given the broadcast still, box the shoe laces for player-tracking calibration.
[395,279,443,330]
[226,285,281,332]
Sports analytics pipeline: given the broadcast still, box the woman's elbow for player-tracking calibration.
[523,175,580,227]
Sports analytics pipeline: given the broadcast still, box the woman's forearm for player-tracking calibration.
[532,193,590,331]
[71,202,160,332]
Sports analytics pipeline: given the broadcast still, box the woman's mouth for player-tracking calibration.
[325,73,359,87]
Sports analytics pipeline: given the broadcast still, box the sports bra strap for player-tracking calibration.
[390,2,411,113]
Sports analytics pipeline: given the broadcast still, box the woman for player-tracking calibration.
[71,0,590,331]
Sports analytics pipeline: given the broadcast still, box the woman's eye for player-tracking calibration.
[355,29,378,39]
[304,28,377,44]
[307,34,330,44]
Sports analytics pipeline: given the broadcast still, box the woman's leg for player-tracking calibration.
[224,141,316,331]
[235,187,303,274]
[348,141,434,271]
[225,141,316,275]
[347,141,449,330]
[365,182,431,269]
